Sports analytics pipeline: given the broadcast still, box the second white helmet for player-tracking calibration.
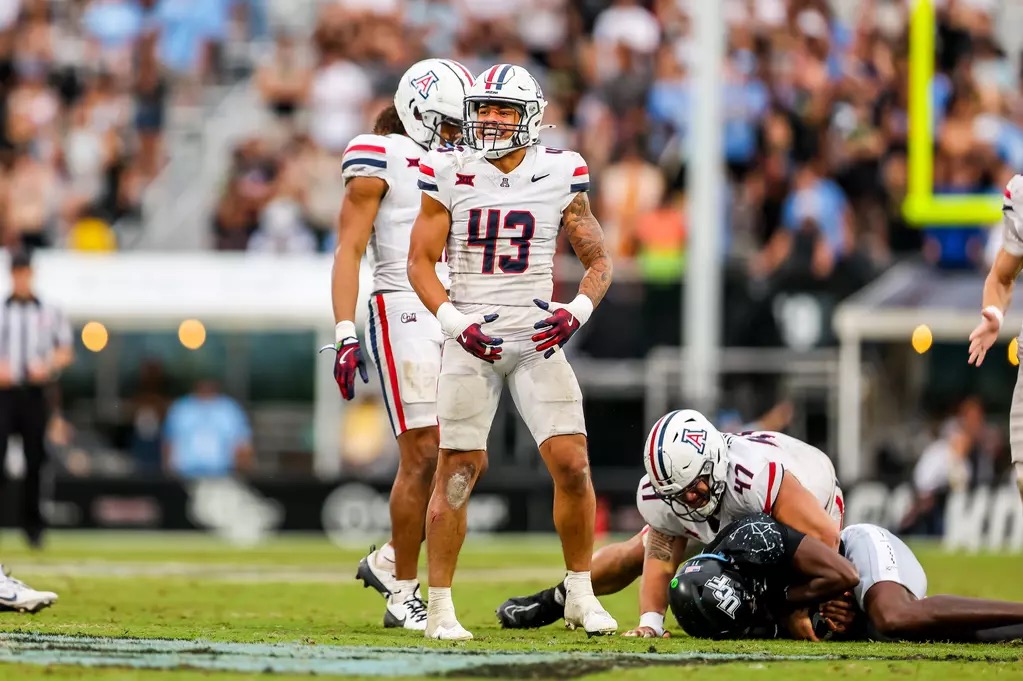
[643,409,729,522]
[394,59,475,150]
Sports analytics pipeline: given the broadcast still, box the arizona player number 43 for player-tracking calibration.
[406,63,616,640]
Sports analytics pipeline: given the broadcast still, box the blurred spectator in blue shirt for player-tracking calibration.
[781,163,851,257]
[163,379,253,478]
[152,0,232,77]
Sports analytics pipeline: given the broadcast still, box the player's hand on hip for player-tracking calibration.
[622,626,670,638]
[436,302,503,363]
[532,297,591,359]
[319,321,369,400]
[455,313,504,363]
[968,306,1003,366]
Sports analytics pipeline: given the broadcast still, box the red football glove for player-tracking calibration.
[319,336,369,400]
[532,299,583,359]
[456,313,504,364]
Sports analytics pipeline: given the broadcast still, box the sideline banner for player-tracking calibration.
[22,477,529,546]
[14,477,1023,552]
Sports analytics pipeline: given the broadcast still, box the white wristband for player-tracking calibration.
[435,302,469,338]
[565,294,595,326]
[984,305,1004,329]
[335,320,357,345]
[639,611,665,636]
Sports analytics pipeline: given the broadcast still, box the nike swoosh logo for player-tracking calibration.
[339,347,355,363]
[459,334,468,344]
[0,591,19,601]
[503,603,540,616]
[531,174,550,183]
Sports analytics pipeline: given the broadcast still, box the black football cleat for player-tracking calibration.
[497,585,565,629]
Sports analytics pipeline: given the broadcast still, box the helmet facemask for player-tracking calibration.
[657,460,727,522]
[463,97,541,158]
[418,107,463,148]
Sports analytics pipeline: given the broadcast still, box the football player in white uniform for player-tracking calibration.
[328,58,474,631]
[499,409,843,639]
[969,174,1023,504]
[406,63,616,640]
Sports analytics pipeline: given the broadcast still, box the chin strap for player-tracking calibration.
[454,146,485,168]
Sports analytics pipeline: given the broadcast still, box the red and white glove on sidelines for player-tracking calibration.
[436,302,504,364]
[531,295,593,359]
[319,321,369,400]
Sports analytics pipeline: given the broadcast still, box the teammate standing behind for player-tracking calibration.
[407,64,616,640]
[328,59,474,631]
[968,174,1023,502]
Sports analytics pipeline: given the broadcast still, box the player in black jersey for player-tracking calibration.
[671,514,1023,642]
[668,513,856,640]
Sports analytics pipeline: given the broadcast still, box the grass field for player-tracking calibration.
[0,531,1021,680]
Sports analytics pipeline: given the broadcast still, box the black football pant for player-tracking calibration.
[0,386,48,542]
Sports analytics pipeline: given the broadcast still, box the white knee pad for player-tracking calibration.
[512,359,587,446]
[437,372,497,452]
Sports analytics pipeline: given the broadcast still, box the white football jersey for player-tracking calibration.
[418,145,590,307]
[341,133,450,293]
[637,431,840,544]
[1001,174,1023,258]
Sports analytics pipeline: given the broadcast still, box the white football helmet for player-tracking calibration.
[463,63,548,158]
[642,409,729,522]
[394,59,475,150]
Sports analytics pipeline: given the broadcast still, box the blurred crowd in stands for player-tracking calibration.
[217,0,1014,278]
[0,0,262,251]
[0,1,1015,304]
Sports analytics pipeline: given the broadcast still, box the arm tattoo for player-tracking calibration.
[562,192,613,306]
[645,529,675,563]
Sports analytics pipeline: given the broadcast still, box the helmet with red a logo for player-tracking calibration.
[642,409,729,522]
[394,59,475,149]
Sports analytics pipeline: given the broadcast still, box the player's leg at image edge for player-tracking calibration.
[864,581,1023,642]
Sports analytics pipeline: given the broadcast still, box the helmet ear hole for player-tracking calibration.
[412,104,423,121]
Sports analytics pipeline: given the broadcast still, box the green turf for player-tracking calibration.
[0,532,1020,679]
[3,662,1023,681]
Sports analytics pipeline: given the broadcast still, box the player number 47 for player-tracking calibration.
[733,464,754,494]
[467,208,535,274]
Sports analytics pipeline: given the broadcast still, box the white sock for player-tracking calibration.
[427,587,455,620]
[564,571,594,599]
[390,579,419,602]
[375,543,396,570]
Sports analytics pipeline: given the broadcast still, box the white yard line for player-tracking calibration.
[9,561,562,584]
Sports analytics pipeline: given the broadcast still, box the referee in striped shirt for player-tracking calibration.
[0,250,72,548]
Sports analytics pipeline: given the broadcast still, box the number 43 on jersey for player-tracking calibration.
[467,208,535,274]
